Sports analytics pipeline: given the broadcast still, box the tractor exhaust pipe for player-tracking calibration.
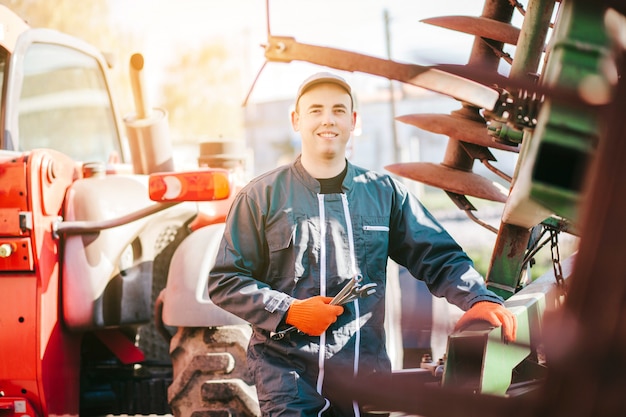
[124,53,174,174]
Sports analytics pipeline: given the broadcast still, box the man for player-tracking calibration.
[208,72,517,416]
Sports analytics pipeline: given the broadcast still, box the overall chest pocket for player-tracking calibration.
[265,213,315,289]
[361,216,390,279]
[265,212,296,287]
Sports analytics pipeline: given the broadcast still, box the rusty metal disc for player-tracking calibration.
[396,113,520,153]
[420,15,521,45]
[385,162,509,203]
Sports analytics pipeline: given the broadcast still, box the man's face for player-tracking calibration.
[291,83,356,163]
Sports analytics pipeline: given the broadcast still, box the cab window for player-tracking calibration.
[18,43,121,163]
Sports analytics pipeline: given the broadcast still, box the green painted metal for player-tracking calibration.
[484,0,557,299]
[444,255,574,395]
[486,0,609,297]
[455,0,614,397]
[530,110,596,223]
[509,0,556,80]
[487,224,531,298]
[529,1,611,223]
[443,327,530,396]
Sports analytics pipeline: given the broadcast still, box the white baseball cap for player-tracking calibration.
[295,72,353,108]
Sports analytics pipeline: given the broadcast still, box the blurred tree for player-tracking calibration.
[0,1,244,148]
[0,0,143,117]
[158,39,243,143]
[1,0,110,42]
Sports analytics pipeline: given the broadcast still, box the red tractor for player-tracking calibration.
[0,5,257,417]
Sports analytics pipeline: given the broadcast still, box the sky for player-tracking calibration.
[108,0,517,103]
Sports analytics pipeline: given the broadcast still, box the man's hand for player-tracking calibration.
[454,301,517,342]
[286,296,344,336]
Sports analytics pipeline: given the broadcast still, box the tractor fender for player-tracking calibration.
[62,174,198,331]
[162,222,247,327]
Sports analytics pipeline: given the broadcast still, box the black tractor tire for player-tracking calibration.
[139,223,191,362]
[168,324,260,417]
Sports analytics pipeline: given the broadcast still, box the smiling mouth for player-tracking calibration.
[318,131,337,138]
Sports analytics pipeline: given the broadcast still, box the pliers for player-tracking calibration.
[330,274,377,305]
[270,275,378,340]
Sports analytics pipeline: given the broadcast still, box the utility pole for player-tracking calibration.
[384,9,401,163]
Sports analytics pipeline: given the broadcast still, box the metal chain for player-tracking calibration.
[550,228,565,288]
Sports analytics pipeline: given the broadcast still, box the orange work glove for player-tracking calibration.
[454,301,517,342]
[285,296,344,336]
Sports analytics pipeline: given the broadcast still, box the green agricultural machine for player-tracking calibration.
[261,0,626,415]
